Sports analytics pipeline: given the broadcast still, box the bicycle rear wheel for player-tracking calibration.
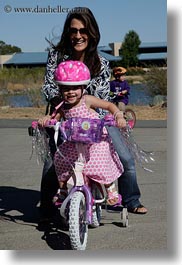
[69,191,88,250]
[125,109,136,129]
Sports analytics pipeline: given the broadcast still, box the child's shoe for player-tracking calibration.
[105,183,122,206]
[53,188,68,206]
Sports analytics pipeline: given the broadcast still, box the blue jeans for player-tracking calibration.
[106,126,142,209]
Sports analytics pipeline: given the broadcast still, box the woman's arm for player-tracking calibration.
[86,56,111,100]
[86,56,111,118]
[41,48,60,103]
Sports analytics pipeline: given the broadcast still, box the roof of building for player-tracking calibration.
[98,50,121,61]
[138,52,167,60]
[4,49,120,65]
[98,45,113,52]
[139,41,167,48]
[5,52,48,65]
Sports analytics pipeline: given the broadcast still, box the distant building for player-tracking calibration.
[0,41,167,68]
[109,42,122,56]
[109,41,167,66]
[1,52,48,68]
[137,41,167,66]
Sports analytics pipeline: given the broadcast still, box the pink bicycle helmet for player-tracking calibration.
[54,60,90,86]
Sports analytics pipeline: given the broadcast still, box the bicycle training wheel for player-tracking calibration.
[125,109,136,129]
[91,204,102,228]
[69,191,88,250]
[121,207,129,227]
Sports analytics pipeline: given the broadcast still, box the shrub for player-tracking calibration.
[127,67,145,76]
[144,67,167,96]
[0,67,45,88]
[27,88,44,108]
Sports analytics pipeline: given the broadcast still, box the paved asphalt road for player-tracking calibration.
[0,120,167,254]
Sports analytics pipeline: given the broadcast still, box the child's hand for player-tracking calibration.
[116,116,126,128]
[38,115,51,127]
[118,90,127,96]
[114,111,126,128]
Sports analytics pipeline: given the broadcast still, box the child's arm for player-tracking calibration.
[120,89,128,94]
[85,95,126,128]
[38,111,63,127]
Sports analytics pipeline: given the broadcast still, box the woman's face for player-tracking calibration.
[69,18,89,54]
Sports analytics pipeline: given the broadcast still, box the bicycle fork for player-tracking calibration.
[59,160,94,225]
[60,185,93,224]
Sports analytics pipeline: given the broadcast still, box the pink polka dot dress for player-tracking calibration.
[54,97,124,185]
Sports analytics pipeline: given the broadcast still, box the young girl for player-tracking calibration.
[39,61,126,206]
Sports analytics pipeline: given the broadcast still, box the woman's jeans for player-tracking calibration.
[106,126,141,209]
[40,129,59,218]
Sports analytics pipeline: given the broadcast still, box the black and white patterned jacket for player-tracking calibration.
[42,48,111,117]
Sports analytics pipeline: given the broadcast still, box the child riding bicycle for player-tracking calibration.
[38,61,126,207]
[110,66,130,111]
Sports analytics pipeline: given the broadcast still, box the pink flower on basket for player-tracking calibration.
[54,60,90,86]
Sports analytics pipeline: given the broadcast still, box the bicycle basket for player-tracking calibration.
[60,117,105,143]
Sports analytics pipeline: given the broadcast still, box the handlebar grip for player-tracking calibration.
[31,119,57,129]
[31,121,38,129]
[44,119,57,126]
[29,119,57,137]
[103,115,117,127]
[104,119,117,127]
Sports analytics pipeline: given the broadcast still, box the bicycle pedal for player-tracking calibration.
[105,204,123,213]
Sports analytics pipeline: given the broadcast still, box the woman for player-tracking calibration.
[40,7,147,222]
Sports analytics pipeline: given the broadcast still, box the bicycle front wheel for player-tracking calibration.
[69,191,88,250]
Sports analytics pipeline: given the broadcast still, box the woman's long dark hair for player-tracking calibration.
[55,7,101,77]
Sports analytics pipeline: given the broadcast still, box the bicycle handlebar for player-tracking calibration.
[30,115,117,143]
[110,91,128,97]
[31,119,57,129]
[32,115,116,129]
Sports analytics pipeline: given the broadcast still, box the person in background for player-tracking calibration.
[40,7,147,223]
[110,66,130,111]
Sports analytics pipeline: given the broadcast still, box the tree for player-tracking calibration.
[120,30,141,67]
[0,40,21,55]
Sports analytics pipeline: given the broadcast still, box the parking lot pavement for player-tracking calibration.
[0,122,167,251]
